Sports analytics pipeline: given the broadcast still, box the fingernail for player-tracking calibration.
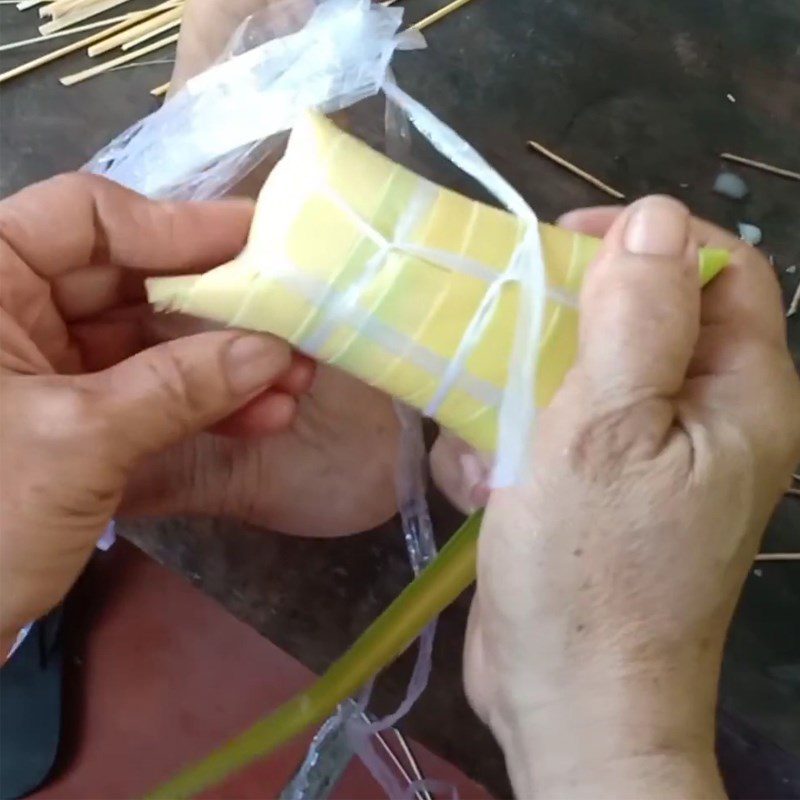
[225,335,287,395]
[460,452,487,489]
[624,196,688,256]
[469,481,490,510]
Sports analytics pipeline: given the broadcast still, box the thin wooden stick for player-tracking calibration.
[108,56,173,71]
[787,280,800,318]
[0,11,135,52]
[409,0,476,31]
[40,0,94,19]
[755,553,800,562]
[60,30,178,85]
[720,152,800,183]
[150,79,169,96]
[88,3,181,55]
[122,16,179,49]
[527,139,626,199]
[0,6,151,84]
[128,18,180,49]
[40,0,136,35]
[40,0,92,17]
[16,0,48,10]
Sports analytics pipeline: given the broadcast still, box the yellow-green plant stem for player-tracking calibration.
[146,511,484,800]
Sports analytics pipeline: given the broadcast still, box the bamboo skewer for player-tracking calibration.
[88,3,181,55]
[527,139,626,199]
[40,0,135,35]
[150,79,170,96]
[409,0,476,31]
[0,6,152,84]
[40,0,84,17]
[40,0,95,19]
[107,57,173,72]
[788,281,800,318]
[16,0,48,10]
[755,553,800,562]
[720,152,800,183]
[60,30,179,85]
[0,11,135,52]
[121,16,179,49]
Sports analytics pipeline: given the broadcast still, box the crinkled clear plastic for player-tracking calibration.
[86,0,547,796]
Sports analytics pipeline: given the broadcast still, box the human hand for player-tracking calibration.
[0,174,312,658]
[460,196,800,798]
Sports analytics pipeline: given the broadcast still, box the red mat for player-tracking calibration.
[31,541,492,799]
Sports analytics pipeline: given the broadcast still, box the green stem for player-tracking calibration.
[146,511,483,800]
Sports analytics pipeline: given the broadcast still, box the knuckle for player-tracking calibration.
[0,200,31,254]
[7,378,123,513]
[45,171,90,194]
[566,398,679,483]
[12,376,113,454]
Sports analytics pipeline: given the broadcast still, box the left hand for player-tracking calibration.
[0,173,314,654]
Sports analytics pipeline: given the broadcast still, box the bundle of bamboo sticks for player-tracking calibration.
[0,0,477,93]
[0,0,184,87]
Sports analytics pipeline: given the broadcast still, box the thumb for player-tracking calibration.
[82,331,290,464]
[577,195,700,404]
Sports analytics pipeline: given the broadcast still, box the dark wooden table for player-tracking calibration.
[2,0,799,796]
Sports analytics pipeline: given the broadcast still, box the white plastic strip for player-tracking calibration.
[85,0,406,198]
[383,82,548,486]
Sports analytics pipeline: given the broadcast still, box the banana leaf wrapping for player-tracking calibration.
[148,112,727,453]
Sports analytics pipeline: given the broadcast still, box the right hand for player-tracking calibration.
[458,197,800,798]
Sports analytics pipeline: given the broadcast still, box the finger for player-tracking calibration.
[557,206,623,237]
[79,331,290,465]
[559,206,786,349]
[209,391,298,437]
[430,431,490,513]
[0,173,253,279]
[142,309,317,393]
[75,317,303,434]
[53,266,146,322]
[212,356,315,436]
[276,355,316,395]
[688,218,786,348]
[577,195,701,401]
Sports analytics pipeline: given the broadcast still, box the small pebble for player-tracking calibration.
[737,222,762,246]
[713,171,749,200]
[786,264,797,274]
[727,93,737,103]
[754,568,763,578]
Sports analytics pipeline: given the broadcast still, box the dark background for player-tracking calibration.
[2,0,799,796]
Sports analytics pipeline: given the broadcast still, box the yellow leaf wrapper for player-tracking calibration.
[148,112,728,453]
